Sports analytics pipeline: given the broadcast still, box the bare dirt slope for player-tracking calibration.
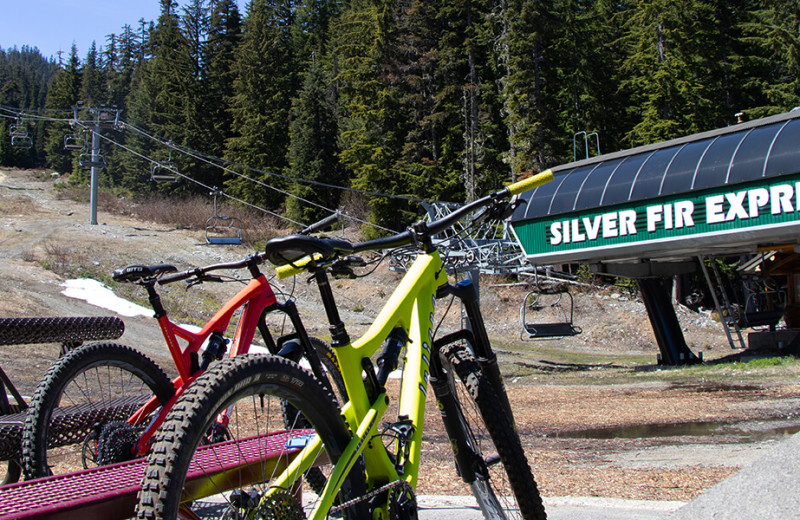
[1,167,799,503]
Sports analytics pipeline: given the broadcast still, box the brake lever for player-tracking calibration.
[330,256,366,279]
[187,273,225,288]
[480,196,523,223]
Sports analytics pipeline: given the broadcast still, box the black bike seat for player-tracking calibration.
[264,235,354,266]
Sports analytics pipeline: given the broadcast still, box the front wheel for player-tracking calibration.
[22,342,174,479]
[136,354,368,520]
[440,343,546,520]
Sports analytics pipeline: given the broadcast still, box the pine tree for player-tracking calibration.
[388,0,445,204]
[124,0,192,192]
[204,0,242,161]
[0,46,58,167]
[180,0,217,190]
[79,42,105,105]
[333,1,407,233]
[619,0,722,145]
[549,0,629,159]
[498,0,559,174]
[225,0,298,210]
[43,45,81,173]
[285,58,342,225]
[737,0,800,117]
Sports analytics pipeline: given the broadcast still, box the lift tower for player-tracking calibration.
[72,104,122,225]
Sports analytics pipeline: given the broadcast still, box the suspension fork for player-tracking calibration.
[436,281,517,428]
[429,366,479,483]
[257,302,339,399]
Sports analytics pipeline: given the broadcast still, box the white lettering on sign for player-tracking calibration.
[705,184,800,224]
[646,201,695,232]
[547,180,800,247]
[550,210,638,245]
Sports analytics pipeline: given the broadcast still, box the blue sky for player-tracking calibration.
[0,1,245,62]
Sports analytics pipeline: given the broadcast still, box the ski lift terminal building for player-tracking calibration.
[510,109,800,364]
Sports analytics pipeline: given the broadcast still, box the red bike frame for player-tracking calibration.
[122,266,278,456]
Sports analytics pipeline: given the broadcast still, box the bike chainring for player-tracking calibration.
[95,420,138,465]
[389,480,418,520]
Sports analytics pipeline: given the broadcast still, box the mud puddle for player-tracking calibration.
[557,418,800,442]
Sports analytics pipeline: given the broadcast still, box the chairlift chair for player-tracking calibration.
[63,133,85,151]
[78,153,106,169]
[205,189,242,245]
[737,290,786,330]
[10,135,33,149]
[520,279,582,340]
[150,150,178,182]
[8,121,27,137]
[150,162,178,182]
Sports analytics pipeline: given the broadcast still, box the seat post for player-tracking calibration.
[312,268,350,347]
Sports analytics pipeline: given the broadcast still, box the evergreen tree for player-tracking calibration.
[619,0,722,145]
[180,0,218,189]
[389,0,445,204]
[333,1,405,233]
[292,0,342,72]
[225,0,298,209]
[549,0,629,159]
[0,46,58,167]
[286,58,341,224]
[43,45,81,173]
[499,0,558,174]
[79,42,105,105]
[737,0,800,117]
[203,0,241,161]
[123,0,192,192]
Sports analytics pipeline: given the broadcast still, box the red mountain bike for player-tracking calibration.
[22,230,343,479]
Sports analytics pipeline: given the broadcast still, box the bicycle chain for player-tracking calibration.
[328,479,414,517]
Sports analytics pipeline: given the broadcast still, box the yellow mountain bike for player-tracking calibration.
[135,171,553,520]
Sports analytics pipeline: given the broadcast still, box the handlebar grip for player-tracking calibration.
[274,254,322,280]
[507,169,554,196]
[158,270,193,285]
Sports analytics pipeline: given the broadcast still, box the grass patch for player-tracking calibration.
[60,187,287,247]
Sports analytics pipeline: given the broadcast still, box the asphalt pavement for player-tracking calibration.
[416,495,684,519]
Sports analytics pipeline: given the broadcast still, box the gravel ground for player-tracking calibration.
[2,167,799,504]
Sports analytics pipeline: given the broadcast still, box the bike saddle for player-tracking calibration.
[264,235,354,266]
[112,264,178,283]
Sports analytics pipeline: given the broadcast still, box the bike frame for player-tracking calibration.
[127,272,308,457]
[273,248,476,519]
[248,171,555,518]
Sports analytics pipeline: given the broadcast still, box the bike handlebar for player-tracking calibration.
[158,253,268,285]
[299,210,341,235]
[350,170,553,254]
[273,170,553,278]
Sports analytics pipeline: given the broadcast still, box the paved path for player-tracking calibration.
[416,495,684,519]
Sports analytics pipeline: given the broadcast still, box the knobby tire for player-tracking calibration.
[22,342,174,479]
[136,354,367,520]
[441,343,547,520]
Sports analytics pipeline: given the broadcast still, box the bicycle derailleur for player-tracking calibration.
[223,489,305,520]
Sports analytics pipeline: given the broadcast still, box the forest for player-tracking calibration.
[1,0,799,232]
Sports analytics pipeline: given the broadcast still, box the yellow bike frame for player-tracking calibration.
[269,170,554,519]
[274,248,447,519]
